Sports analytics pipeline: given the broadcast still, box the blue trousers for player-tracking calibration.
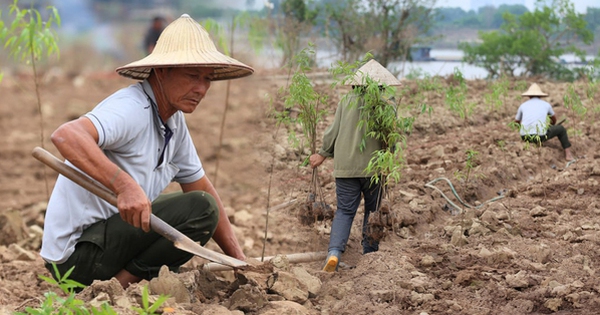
[328,178,382,254]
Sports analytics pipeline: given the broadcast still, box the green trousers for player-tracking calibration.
[521,124,571,149]
[45,191,219,286]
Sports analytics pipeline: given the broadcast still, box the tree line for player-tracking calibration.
[265,0,599,80]
[4,0,599,81]
[435,4,599,32]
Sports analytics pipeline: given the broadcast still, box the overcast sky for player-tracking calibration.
[437,0,597,13]
[249,0,597,13]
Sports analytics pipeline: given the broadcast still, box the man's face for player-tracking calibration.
[158,67,213,114]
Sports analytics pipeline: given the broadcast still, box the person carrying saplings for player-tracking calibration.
[309,59,402,272]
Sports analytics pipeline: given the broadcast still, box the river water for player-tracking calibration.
[312,48,491,80]
[389,49,488,79]
[257,47,595,80]
[313,49,595,80]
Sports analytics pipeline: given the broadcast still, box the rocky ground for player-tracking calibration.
[1,63,600,314]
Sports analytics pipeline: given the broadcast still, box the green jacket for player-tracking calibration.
[319,92,382,178]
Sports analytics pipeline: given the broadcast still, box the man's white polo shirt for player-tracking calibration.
[41,80,205,264]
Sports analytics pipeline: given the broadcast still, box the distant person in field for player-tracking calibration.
[143,16,166,55]
[309,59,401,272]
[515,83,574,161]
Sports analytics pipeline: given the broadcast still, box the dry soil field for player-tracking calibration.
[1,60,600,314]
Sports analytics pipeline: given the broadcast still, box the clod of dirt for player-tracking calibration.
[234,270,271,291]
[259,300,314,315]
[238,258,276,274]
[396,205,418,227]
[0,243,37,261]
[0,209,28,246]
[232,260,319,308]
[505,270,531,289]
[78,277,134,311]
[270,254,290,270]
[291,267,321,297]
[149,266,191,303]
[267,271,309,303]
[192,269,230,301]
[79,277,124,300]
[227,284,268,312]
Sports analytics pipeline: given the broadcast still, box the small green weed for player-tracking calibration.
[445,68,475,123]
[16,265,98,315]
[16,264,169,315]
[454,149,484,189]
[563,83,587,136]
[484,75,510,112]
[132,286,170,315]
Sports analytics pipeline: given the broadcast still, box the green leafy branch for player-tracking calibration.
[1,0,60,63]
[1,0,62,206]
[277,43,331,225]
[358,78,404,149]
[278,43,329,157]
[2,0,61,146]
[364,147,406,187]
[331,54,419,188]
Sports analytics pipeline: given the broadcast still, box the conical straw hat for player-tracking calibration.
[345,59,402,86]
[116,14,254,81]
[521,83,548,97]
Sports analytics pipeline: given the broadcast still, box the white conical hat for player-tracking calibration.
[345,59,402,86]
[521,83,548,97]
[116,14,254,81]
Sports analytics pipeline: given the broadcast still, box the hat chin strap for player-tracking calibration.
[152,68,171,121]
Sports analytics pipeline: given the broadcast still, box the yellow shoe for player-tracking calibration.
[323,255,339,272]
